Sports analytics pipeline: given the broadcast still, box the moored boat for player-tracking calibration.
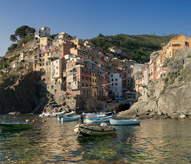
[109,118,141,126]
[83,115,113,124]
[74,124,116,136]
[0,122,32,130]
[58,115,80,122]
[39,111,66,117]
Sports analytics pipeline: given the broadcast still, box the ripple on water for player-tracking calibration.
[1,116,191,163]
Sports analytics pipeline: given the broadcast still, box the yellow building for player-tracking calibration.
[165,35,191,58]
[40,37,51,48]
[33,51,50,71]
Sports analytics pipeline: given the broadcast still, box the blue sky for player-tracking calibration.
[0,0,191,56]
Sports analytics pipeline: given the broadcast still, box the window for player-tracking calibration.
[185,41,189,47]
[112,83,114,86]
[82,83,84,87]
[112,79,113,81]
[116,83,117,85]
[86,77,88,80]
[86,84,88,87]
[111,74,113,77]
[82,68,84,72]
[116,78,117,81]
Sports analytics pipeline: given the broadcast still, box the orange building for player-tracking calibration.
[165,35,191,58]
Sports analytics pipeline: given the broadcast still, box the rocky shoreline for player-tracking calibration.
[117,100,190,120]
[117,48,191,120]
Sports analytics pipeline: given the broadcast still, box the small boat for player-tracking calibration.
[58,115,80,122]
[109,118,141,126]
[39,111,66,117]
[84,112,113,118]
[64,111,75,117]
[74,124,116,136]
[83,115,113,124]
[0,122,32,130]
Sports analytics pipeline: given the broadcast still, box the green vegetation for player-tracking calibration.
[8,44,17,52]
[0,54,20,69]
[90,34,177,63]
[7,25,35,53]
[161,77,174,94]
[14,25,35,40]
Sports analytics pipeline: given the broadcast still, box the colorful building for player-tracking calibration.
[165,35,191,58]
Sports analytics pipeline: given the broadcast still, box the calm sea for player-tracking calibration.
[0,114,191,164]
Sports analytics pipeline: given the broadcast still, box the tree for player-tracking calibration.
[98,33,104,38]
[15,25,29,39]
[25,27,35,35]
[10,34,17,42]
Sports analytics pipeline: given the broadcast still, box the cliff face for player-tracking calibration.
[118,48,191,119]
[0,72,47,114]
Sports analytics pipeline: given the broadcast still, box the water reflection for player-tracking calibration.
[1,115,191,163]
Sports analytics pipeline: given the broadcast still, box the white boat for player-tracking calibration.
[39,111,73,117]
[84,113,106,118]
[83,115,113,124]
[74,124,116,136]
[64,111,75,117]
[58,115,80,122]
[109,118,141,126]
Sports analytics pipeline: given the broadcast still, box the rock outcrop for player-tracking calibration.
[0,71,47,114]
[118,48,191,119]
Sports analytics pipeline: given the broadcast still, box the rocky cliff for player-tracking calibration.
[118,48,191,119]
[0,71,48,114]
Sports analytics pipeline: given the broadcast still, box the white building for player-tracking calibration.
[109,73,123,99]
[35,26,50,39]
[108,46,122,54]
[58,32,73,41]
[51,58,63,84]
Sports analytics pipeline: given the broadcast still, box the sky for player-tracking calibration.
[0,0,191,56]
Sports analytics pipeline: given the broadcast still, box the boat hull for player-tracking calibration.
[58,115,80,122]
[74,124,116,136]
[109,119,141,126]
[0,122,32,130]
[83,115,112,124]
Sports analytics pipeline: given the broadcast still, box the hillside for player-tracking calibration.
[118,47,191,119]
[90,34,177,63]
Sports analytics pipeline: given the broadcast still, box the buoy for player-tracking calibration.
[43,120,46,123]
[26,119,30,123]
[33,119,36,123]
[13,116,16,119]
